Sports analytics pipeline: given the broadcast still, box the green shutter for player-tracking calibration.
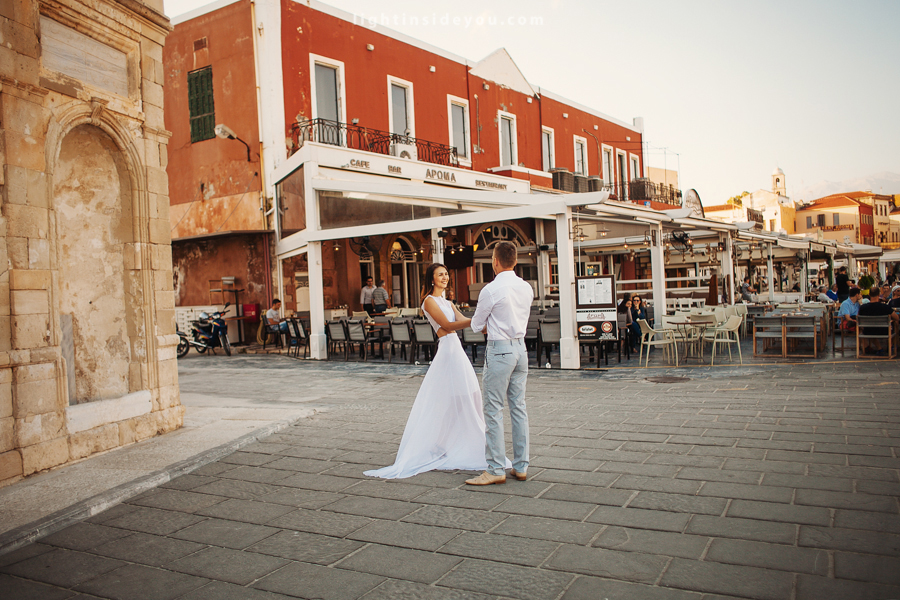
[188,67,215,143]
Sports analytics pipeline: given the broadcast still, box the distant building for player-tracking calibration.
[796,191,893,247]
[704,167,797,233]
[795,195,874,245]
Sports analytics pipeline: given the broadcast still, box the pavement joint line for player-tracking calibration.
[0,410,319,557]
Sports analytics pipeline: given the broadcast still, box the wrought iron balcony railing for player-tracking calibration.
[288,118,459,168]
[606,179,682,206]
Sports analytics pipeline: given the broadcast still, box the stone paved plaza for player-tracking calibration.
[1,355,899,600]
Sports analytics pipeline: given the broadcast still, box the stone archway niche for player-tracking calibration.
[54,124,137,404]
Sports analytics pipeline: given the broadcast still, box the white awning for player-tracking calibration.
[878,248,900,263]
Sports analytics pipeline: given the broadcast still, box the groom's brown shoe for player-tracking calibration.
[465,471,506,485]
[509,468,527,481]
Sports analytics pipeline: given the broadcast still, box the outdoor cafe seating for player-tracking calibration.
[856,315,898,359]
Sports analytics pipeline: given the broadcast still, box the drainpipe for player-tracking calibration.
[582,129,602,178]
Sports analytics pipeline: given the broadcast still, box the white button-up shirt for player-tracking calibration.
[471,271,534,340]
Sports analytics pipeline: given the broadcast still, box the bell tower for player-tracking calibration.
[772,167,786,196]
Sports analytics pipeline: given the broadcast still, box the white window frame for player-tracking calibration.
[387,75,415,138]
[629,153,641,180]
[446,94,471,166]
[616,149,628,183]
[309,54,346,124]
[601,144,614,184]
[541,126,555,172]
[573,135,588,176]
[497,110,518,167]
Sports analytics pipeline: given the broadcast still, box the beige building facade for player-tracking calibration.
[0,0,181,487]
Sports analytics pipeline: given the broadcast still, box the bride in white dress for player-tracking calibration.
[365,263,508,479]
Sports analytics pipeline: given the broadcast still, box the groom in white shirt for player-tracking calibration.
[466,241,534,485]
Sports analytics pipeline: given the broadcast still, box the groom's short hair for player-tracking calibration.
[494,241,517,269]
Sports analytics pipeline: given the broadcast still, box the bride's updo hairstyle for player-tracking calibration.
[421,263,448,304]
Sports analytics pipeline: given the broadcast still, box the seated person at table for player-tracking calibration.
[631,295,649,327]
[618,298,640,352]
[826,284,839,302]
[740,276,757,302]
[888,286,900,310]
[266,299,289,332]
[838,288,861,331]
[816,286,832,304]
[857,287,899,355]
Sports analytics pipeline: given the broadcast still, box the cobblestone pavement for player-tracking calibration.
[1,355,899,600]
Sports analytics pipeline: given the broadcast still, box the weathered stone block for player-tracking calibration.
[157,357,177,387]
[0,377,12,419]
[147,166,169,196]
[149,218,170,244]
[5,203,48,239]
[0,10,39,57]
[157,405,184,433]
[7,237,29,269]
[0,45,40,88]
[142,78,164,109]
[0,416,14,452]
[15,409,65,447]
[68,423,119,461]
[4,164,28,205]
[157,343,176,362]
[157,309,176,335]
[155,288,175,310]
[13,377,59,417]
[11,313,49,348]
[151,243,172,271]
[10,290,48,315]
[21,436,68,475]
[0,319,15,352]
[144,102,164,130]
[0,449,23,483]
[159,142,168,168]
[28,237,49,269]
[153,270,174,291]
[4,129,45,171]
[9,269,50,290]
[14,361,55,384]
[157,385,179,410]
[1,92,45,137]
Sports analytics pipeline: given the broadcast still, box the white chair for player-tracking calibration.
[637,319,678,368]
[713,306,727,326]
[734,304,749,336]
[708,315,743,365]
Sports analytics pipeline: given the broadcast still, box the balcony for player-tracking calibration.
[549,169,682,207]
[288,118,459,168]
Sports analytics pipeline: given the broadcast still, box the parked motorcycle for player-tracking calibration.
[177,303,232,358]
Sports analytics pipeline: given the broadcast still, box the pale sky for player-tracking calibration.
[163,0,900,204]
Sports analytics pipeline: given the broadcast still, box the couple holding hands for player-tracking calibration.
[365,241,534,485]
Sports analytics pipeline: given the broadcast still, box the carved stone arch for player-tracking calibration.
[44,100,158,402]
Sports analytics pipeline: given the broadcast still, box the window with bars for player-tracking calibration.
[188,67,215,143]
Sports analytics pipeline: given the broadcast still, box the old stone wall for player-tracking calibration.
[0,0,181,487]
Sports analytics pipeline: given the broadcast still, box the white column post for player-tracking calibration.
[723,233,735,304]
[649,223,666,319]
[304,161,327,358]
[767,243,775,302]
[879,259,887,280]
[555,209,580,369]
[308,241,327,358]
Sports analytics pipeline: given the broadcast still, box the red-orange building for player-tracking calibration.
[164,0,668,348]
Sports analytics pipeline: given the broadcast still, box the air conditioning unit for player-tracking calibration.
[390,143,417,160]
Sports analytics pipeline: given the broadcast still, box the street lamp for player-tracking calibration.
[215,124,252,162]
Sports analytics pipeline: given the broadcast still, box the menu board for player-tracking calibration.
[576,276,614,309]
[575,275,617,340]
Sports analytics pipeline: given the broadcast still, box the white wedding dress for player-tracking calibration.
[365,295,507,479]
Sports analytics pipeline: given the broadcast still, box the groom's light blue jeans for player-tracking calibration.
[483,338,529,476]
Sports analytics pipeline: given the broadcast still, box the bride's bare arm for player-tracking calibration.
[423,297,470,333]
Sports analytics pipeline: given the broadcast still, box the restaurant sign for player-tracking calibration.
[576,275,617,341]
[820,224,854,232]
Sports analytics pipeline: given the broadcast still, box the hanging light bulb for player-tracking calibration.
[333,241,340,251]
[623,241,628,249]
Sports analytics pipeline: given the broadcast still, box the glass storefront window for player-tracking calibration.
[277,167,306,238]
[318,191,465,230]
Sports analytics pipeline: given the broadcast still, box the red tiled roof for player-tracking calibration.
[800,196,861,210]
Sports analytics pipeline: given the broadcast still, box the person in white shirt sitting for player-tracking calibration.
[266,299,289,332]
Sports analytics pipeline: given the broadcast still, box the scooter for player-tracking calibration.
[177,303,232,358]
